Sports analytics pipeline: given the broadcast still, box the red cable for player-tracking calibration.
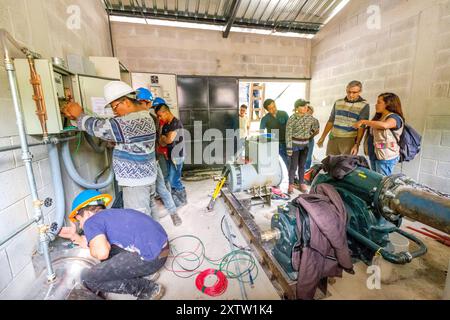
[195,269,228,297]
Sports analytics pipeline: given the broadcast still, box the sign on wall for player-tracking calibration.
[131,73,178,118]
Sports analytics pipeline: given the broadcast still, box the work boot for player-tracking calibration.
[171,190,183,208]
[136,283,165,300]
[288,184,295,195]
[172,189,187,208]
[178,189,188,205]
[170,213,182,226]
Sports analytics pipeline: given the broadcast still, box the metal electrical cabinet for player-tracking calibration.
[14,58,120,135]
[75,74,119,118]
[14,59,75,135]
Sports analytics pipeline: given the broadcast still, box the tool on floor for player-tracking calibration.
[207,166,230,211]
[195,269,228,297]
[406,226,450,247]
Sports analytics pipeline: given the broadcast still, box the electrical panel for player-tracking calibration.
[75,74,118,118]
[14,59,76,135]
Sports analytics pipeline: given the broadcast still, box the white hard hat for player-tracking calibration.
[103,81,135,106]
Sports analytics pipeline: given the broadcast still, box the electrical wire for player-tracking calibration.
[195,269,228,297]
[165,234,259,285]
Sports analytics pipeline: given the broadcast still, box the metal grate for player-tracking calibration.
[103,0,347,37]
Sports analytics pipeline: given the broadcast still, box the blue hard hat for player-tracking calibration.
[152,97,167,107]
[136,87,154,101]
[69,190,112,222]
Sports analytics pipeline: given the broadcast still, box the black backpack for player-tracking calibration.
[392,121,422,163]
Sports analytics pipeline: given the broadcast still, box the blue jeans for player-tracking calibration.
[279,143,290,170]
[305,139,315,170]
[371,157,399,176]
[153,163,177,215]
[167,159,185,191]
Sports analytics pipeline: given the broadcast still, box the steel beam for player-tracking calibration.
[223,0,241,38]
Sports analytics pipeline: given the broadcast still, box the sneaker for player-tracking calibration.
[170,213,182,226]
[137,284,165,300]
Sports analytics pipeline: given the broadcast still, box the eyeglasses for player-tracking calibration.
[110,100,125,111]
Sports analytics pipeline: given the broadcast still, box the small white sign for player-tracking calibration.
[91,97,113,117]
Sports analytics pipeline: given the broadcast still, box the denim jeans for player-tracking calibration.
[167,159,185,191]
[371,157,399,176]
[81,246,167,297]
[289,147,309,185]
[305,139,315,170]
[279,143,290,171]
[122,184,156,217]
[152,163,177,215]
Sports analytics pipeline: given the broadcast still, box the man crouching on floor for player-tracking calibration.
[58,190,169,300]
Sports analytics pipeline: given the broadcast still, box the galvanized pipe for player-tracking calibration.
[4,55,55,282]
[0,135,77,153]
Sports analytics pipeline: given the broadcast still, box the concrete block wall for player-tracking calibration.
[112,22,311,78]
[310,0,450,193]
[0,0,112,299]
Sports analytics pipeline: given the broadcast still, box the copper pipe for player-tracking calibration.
[27,56,49,140]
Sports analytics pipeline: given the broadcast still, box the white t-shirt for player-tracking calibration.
[239,116,249,139]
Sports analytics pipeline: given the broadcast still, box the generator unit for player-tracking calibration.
[266,165,450,279]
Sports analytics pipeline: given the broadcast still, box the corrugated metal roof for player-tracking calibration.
[103,0,347,37]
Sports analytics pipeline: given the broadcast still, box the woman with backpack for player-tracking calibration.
[353,93,404,176]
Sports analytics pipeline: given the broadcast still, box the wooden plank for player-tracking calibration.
[221,188,297,299]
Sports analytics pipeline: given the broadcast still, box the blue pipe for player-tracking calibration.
[61,141,114,189]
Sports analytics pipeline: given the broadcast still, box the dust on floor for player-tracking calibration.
[108,178,449,300]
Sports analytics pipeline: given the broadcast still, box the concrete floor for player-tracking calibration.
[109,176,449,300]
[109,178,281,300]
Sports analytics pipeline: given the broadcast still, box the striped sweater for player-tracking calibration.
[78,111,157,187]
[286,113,320,152]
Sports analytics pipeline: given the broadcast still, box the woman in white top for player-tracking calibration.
[353,93,404,176]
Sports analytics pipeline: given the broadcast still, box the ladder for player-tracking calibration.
[248,83,266,122]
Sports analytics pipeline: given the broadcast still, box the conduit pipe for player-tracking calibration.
[61,141,114,189]
[1,29,55,282]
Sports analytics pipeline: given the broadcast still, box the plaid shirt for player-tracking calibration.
[286,113,320,151]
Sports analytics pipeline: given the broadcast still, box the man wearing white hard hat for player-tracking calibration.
[63,81,158,217]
